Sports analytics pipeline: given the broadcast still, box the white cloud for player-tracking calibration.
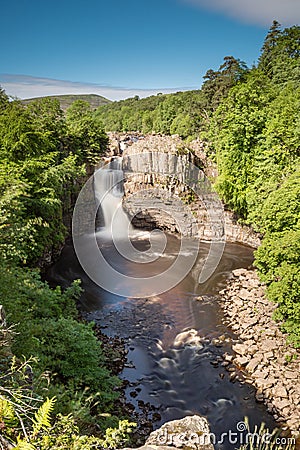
[0,74,189,101]
[183,0,300,26]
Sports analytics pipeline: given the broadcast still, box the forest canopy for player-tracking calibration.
[0,95,136,448]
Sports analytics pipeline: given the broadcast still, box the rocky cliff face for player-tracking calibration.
[119,134,260,248]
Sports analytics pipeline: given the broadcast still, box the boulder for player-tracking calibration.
[122,415,214,450]
[232,343,248,355]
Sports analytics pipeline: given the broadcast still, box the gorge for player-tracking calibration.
[47,134,292,449]
[1,25,300,445]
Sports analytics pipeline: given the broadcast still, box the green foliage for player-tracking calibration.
[0,89,108,265]
[32,397,56,437]
[0,267,122,441]
[29,317,118,395]
[259,21,300,84]
[208,69,273,216]
[254,230,300,346]
[66,100,108,164]
[95,90,209,138]
[15,413,136,450]
[0,101,55,162]
[0,86,9,111]
[0,327,45,446]
[250,166,300,234]
[0,355,135,450]
[0,397,18,437]
[0,262,120,417]
[206,26,300,346]
[26,97,66,147]
[201,56,248,113]
[0,262,79,325]
[1,388,135,450]
[0,86,123,443]
[95,56,247,138]
[99,419,137,449]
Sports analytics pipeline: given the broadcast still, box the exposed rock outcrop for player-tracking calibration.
[119,134,259,248]
[122,415,214,450]
[220,269,300,437]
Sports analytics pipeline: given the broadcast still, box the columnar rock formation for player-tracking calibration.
[118,134,260,247]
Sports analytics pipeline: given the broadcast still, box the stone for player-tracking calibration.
[241,317,258,328]
[252,369,269,380]
[229,372,237,382]
[273,399,290,410]
[255,389,264,402]
[255,377,276,390]
[235,355,250,366]
[232,268,248,277]
[272,386,288,398]
[262,340,277,352]
[263,351,274,361]
[232,343,248,355]
[285,371,299,380]
[223,353,234,363]
[140,415,215,450]
[238,289,252,300]
[247,345,258,356]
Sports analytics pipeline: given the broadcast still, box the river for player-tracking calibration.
[46,232,277,449]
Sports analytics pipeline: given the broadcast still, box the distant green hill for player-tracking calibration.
[22,93,111,111]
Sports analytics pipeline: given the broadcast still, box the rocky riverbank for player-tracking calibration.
[220,268,300,438]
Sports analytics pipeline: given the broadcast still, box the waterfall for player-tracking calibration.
[94,157,132,239]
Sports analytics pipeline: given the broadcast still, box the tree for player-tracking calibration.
[0,102,55,162]
[201,56,248,112]
[26,97,66,150]
[255,230,300,347]
[66,100,108,164]
[0,85,9,111]
[259,21,282,75]
[208,69,273,216]
[259,22,300,83]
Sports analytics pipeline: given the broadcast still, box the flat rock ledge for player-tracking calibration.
[121,415,214,450]
[220,268,300,437]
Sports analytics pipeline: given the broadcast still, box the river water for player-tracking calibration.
[46,233,277,449]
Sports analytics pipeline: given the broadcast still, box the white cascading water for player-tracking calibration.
[94,157,132,239]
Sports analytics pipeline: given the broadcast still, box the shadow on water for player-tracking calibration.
[46,235,278,449]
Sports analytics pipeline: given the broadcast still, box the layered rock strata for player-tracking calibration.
[119,134,259,247]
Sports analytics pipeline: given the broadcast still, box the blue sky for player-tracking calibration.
[1,0,299,100]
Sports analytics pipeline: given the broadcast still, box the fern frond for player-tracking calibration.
[32,397,56,437]
[0,396,16,421]
[15,436,36,450]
